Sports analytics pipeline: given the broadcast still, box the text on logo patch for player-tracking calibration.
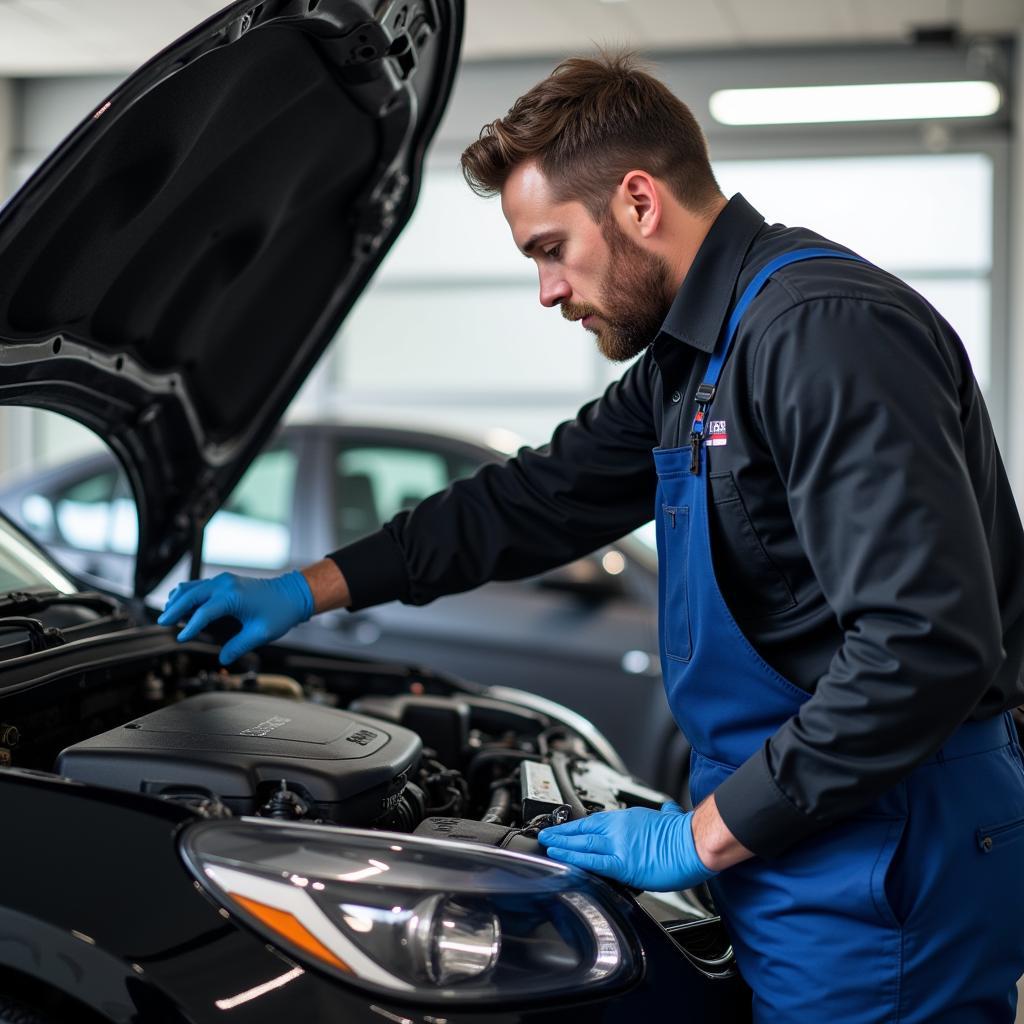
[708,420,728,447]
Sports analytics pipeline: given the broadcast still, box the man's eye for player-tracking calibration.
[544,244,562,260]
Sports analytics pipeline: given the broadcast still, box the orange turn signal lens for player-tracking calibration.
[230,893,352,973]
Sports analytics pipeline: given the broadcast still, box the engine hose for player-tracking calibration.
[262,781,310,820]
[384,793,420,832]
[481,784,515,825]
[466,749,543,791]
[537,726,572,758]
[549,751,588,820]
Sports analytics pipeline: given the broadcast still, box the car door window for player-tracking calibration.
[203,447,297,569]
[334,446,469,547]
[51,469,120,552]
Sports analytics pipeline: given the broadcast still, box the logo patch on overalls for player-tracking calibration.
[707,420,728,447]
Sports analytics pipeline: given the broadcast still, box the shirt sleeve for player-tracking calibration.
[327,350,661,611]
[713,295,1007,858]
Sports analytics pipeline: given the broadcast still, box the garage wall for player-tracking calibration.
[0,43,1018,507]
[334,43,1013,455]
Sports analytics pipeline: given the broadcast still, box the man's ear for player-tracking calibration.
[617,170,662,239]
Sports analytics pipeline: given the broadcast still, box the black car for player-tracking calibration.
[0,422,687,794]
[0,2,750,1022]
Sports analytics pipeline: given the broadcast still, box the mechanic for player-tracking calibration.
[159,54,1024,1022]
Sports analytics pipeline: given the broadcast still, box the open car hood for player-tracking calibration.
[0,0,462,596]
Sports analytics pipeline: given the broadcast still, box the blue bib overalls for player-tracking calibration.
[654,249,1024,1022]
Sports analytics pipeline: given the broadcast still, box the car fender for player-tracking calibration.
[0,903,183,1022]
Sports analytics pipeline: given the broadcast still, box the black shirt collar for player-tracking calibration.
[657,193,766,354]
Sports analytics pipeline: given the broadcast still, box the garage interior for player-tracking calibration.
[1,1,1022,486]
[0,1,1022,1019]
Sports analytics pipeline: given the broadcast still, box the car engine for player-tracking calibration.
[53,663,669,856]
[0,643,737,981]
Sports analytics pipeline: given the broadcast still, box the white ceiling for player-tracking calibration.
[464,0,1024,60]
[0,0,224,75]
[0,0,1021,75]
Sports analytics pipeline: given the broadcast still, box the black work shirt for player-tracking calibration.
[330,194,1024,858]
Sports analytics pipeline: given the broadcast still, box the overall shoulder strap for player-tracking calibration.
[687,247,869,472]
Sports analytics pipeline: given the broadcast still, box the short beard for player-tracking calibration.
[561,215,675,363]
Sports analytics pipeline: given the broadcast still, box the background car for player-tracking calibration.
[0,421,690,795]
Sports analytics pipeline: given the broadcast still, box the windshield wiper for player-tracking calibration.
[0,590,124,619]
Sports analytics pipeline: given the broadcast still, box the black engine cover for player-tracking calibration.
[56,693,422,823]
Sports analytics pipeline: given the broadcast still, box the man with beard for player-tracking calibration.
[161,53,1024,1022]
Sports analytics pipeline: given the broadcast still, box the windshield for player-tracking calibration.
[0,514,76,596]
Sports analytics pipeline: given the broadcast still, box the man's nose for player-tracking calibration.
[538,272,571,308]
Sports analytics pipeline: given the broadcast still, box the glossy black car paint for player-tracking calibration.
[0,625,750,1023]
[0,779,749,1022]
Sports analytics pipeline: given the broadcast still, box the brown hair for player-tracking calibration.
[461,51,722,220]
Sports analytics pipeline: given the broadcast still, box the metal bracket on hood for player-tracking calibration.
[312,2,436,84]
[376,0,439,80]
[353,166,410,258]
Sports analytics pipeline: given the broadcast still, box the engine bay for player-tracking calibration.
[2,640,669,857]
[0,630,740,982]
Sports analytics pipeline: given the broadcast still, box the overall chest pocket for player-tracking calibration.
[658,503,692,662]
[709,471,796,616]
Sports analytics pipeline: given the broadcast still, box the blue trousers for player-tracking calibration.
[690,716,1024,1023]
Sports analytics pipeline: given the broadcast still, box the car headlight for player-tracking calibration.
[180,818,637,1003]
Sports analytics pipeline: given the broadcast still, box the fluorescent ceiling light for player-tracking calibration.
[709,81,1001,125]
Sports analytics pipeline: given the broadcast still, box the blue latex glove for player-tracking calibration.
[538,801,718,892]
[157,571,315,666]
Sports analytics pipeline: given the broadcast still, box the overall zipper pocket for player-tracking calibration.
[658,504,692,662]
[976,815,1024,853]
